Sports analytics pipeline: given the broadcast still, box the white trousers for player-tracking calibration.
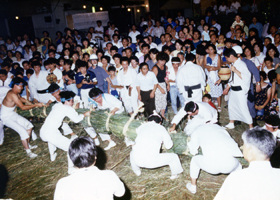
[40,129,73,168]
[80,88,91,109]
[2,113,33,140]
[120,88,138,113]
[189,155,242,179]
[38,93,53,104]
[182,88,203,103]
[130,151,183,175]
[0,120,4,142]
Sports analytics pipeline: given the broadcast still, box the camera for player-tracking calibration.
[84,74,91,83]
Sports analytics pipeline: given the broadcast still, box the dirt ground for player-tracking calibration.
[0,101,255,200]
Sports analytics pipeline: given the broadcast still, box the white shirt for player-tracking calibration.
[0,77,12,87]
[149,42,158,49]
[255,53,266,65]
[128,31,140,43]
[157,43,165,52]
[176,61,206,95]
[167,66,178,86]
[112,41,123,49]
[228,58,251,93]
[108,28,118,40]
[176,16,185,26]
[28,71,50,100]
[95,26,104,39]
[57,43,63,53]
[231,1,241,10]
[215,161,280,200]
[153,26,165,38]
[172,102,218,125]
[93,93,124,114]
[133,121,173,157]
[212,23,221,35]
[54,166,125,200]
[219,5,227,12]
[136,71,158,91]
[188,124,243,157]
[117,67,137,87]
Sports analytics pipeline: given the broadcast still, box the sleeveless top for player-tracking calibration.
[155,65,166,83]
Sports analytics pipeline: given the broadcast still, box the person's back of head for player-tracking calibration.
[184,101,199,114]
[185,53,196,62]
[69,136,98,168]
[148,110,162,124]
[242,127,276,161]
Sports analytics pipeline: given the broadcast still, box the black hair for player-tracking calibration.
[223,48,238,58]
[184,101,199,113]
[22,61,29,66]
[253,42,263,52]
[59,91,75,103]
[32,51,41,58]
[265,115,280,128]
[42,30,49,36]
[113,54,122,60]
[89,87,103,98]
[141,43,150,49]
[264,56,273,63]
[69,136,98,168]
[112,34,120,39]
[148,112,162,124]
[185,53,196,62]
[196,44,207,56]
[184,40,195,51]
[139,62,148,71]
[47,57,57,65]
[64,59,73,66]
[101,55,110,63]
[110,46,118,52]
[108,66,116,72]
[31,61,41,68]
[12,63,20,69]
[1,62,10,69]
[207,43,217,54]
[243,46,255,57]
[77,61,88,69]
[125,47,133,52]
[130,56,139,63]
[10,77,26,88]
[203,94,212,100]
[156,52,169,62]
[0,69,7,75]
[121,57,130,65]
[26,69,34,76]
[268,70,276,84]
[266,44,280,58]
[259,71,267,80]
[149,48,159,55]
[47,83,60,93]
[162,46,171,53]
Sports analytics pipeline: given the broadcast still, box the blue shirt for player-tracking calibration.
[242,58,260,92]
[88,66,109,92]
[75,70,96,89]
[249,22,263,38]
[193,40,202,49]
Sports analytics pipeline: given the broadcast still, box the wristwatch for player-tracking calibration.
[256,82,260,85]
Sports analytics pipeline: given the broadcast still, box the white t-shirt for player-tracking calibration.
[128,31,140,43]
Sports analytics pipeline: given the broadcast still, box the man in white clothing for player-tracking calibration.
[28,61,53,104]
[215,127,280,200]
[128,24,140,44]
[54,136,125,200]
[130,112,183,179]
[176,54,206,103]
[170,101,218,135]
[186,124,243,194]
[223,48,253,129]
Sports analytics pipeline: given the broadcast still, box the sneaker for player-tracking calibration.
[27,152,38,158]
[94,138,100,146]
[186,183,196,194]
[28,144,38,149]
[124,137,135,147]
[104,141,116,150]
[225,123,235,129]
[31,130,37,141]
[50,152,57,162]
[217,107,222,113]
[170,174,179,180]
[70,134,78,140]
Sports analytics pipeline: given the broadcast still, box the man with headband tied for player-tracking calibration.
[130,110,183,179]
[170,101,217,135]
[0,77,44,158]
[40,90,90,174]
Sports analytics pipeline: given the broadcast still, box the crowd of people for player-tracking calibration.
[1,0,280,199]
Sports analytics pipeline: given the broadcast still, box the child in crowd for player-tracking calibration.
[262,57,278,79]
[108,66,120,98]
[62,59,78,95]
[202,94,216,109]
[217,34,226,56]
[202,24,210,41]
[269,92,279,116]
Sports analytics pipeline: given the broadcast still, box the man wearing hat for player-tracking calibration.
[232,45,261,126]
[1,77,44,158]
[176,54,206,103]
[88,54,112,93]
[223,48,252,129]
[168,57,185,114]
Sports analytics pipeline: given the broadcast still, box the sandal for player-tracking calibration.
[218,107,222,112]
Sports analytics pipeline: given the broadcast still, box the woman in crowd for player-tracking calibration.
[255,71,271,121]
[204,44,223,112]
[152,52,169,120]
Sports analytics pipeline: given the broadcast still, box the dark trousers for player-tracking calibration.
[140,90,155,117]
